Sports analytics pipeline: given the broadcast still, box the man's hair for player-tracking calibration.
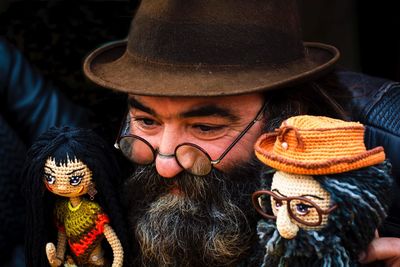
[23,127,130,267]
[263,72,349,131]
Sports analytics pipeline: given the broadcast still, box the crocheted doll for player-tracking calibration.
[252,115,393,267]
[23,127,126,267]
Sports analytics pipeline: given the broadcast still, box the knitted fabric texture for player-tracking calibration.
[255,115,385,175]
[55,198,109,265]
[271,171,332,231]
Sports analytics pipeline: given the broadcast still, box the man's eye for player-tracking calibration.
[133,118,158,129]
[44,173,56,185]
[193,124,224,133]
[295,203,313,216]
[142,118,155,125]
[69,175,83,186]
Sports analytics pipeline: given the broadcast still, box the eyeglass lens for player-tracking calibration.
[273,197,320,225]
[119,136,155,165]
[254,193,323,226]
[175,144,212,176]
[119,136,213,176]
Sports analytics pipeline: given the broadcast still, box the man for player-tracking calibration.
[83,0,400,266]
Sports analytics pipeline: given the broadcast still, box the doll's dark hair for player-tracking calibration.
[316,160,393,259]
[23,126,130,267]
[258,161,393,266]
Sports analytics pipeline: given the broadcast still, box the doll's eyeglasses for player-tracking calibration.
[114,102,266,176]
[252,190,338,227]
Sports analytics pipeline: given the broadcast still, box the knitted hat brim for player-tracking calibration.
[254,133,386,175]
[83,41,339,96]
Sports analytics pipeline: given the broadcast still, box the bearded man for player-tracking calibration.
[82,0,400,266]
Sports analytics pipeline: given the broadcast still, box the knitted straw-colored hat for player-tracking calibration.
[254,115,385,175]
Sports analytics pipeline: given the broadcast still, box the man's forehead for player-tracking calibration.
[128,93,263,117]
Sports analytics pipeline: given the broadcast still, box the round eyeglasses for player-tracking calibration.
[115,102,266,176]
[252,190,338,227]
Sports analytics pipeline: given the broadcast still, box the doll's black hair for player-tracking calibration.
[23,126,130,267]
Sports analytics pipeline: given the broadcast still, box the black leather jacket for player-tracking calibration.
[338,70,400,237]
[0,36,89,145]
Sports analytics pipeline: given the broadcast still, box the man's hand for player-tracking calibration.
[45,243,63,267]
[359,237,400,266]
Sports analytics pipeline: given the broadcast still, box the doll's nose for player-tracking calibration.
[276,205,299,239]
[58,184,67,191]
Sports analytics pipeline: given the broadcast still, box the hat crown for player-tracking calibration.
[127,0,304,66]
[255,115,385,175]
[284,115,363,130]
[276,116,367,157]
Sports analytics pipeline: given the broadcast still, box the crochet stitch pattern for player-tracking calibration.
[55,198,110,265]
[255,115,385,175]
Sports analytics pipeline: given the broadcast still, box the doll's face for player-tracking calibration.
[43,157,93,198]
[270,171,332,239]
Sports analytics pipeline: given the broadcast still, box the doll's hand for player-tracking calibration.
[359,237,400,266]
[46,243,63,267]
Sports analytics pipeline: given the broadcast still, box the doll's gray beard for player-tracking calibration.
[257,219,354,267]
[123,158,262,267]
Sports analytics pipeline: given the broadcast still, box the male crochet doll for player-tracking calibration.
[252,115,393,267]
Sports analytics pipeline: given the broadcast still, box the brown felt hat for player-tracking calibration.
[254,116,386,175]
[83,0,340,96]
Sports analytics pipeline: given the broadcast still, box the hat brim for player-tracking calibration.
[83,41,339,96]
[254,133,386,175]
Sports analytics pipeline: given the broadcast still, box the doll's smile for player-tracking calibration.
[56,186,85,196]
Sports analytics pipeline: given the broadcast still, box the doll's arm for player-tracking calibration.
[104,224,124,267]
[56,231,67,261]
[45,231,67,267]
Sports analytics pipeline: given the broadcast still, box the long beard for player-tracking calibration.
[122,159,262,267]
[257,220,356,267]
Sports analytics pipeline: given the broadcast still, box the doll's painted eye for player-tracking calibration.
[274,199,283,209]
[44,173,56,185]
[295,203,313,216]
[69,175,83,186]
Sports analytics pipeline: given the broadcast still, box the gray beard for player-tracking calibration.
[257,219,356,267]
[122,159,262,267]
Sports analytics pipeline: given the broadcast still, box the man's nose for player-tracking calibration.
[154,128,184,178]
[276,204,299,239]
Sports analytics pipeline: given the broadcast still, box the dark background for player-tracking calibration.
[1,0,399,136]
[0,1,399,266]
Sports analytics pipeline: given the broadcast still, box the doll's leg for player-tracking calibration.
[88,245,105,266]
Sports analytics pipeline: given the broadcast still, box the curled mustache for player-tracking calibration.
[123,160,262,266]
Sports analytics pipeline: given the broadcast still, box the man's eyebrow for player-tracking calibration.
[66,167,85,175]
[128,98,156,116]
[181,105,239,121]
[128,97,239,121]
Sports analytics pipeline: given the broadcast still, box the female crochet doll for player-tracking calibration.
[252,115,393,267]
[24,127,127,267]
